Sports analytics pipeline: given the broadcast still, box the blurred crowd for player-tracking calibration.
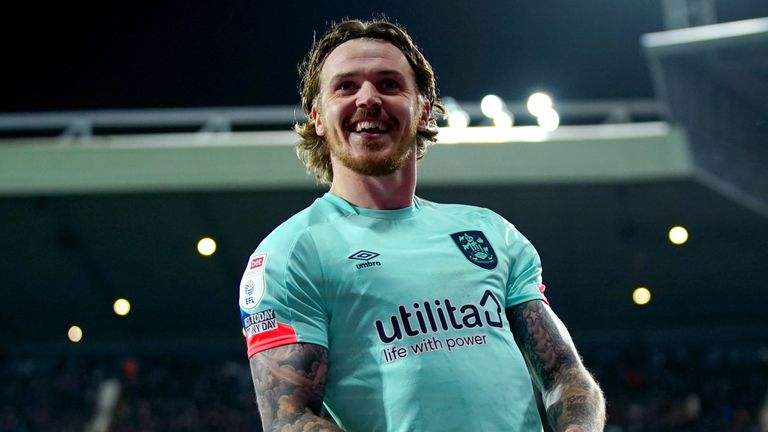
[2,342,767,432]
[584,343,768,432]
[1,356,97,432]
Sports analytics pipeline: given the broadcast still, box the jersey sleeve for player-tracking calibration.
[239,231,329,359]
[498,218,548,308]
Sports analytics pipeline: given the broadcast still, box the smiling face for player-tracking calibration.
[312,38,430,178]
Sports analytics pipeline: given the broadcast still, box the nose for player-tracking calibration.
[356,81,382,110]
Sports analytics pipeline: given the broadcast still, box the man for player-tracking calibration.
[239,18,605,431]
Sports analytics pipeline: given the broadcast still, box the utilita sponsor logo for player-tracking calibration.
[374,289,504,343]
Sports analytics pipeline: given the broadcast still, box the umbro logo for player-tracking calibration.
[349,250,382,270]
[349,250,380,261]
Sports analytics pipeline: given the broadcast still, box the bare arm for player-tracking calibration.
[507,300,606,432]
[250,343,345,432]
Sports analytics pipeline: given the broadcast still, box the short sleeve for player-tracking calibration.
[239,232,329,359]
[501,220,547,308]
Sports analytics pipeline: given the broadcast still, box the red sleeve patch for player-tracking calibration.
[539,284,550,305]
[246,323,298,358]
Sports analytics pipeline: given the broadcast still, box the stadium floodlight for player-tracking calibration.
[632,287,652,305]
[527,92,553,117]
[442,96,471,129]
[114,298,131,316]
[480,94,504,118]
[448,110,470,128]
[68,325,83,343]
[493,111,514,128]
[197,237,217,256]
[668,226,689,245]
[537,108,560,131]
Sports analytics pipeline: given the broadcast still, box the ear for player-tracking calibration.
[311,105,325,136]
[417,100,431,132]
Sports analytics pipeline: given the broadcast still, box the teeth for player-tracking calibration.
[354,121,388,132]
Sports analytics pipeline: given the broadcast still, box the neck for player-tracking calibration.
[329,154,417,210]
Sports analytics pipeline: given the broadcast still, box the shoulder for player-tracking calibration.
[417,197,535,251]
[417,197,511,228]
[257,196,351,252]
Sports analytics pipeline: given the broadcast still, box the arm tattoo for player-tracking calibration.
[250,343,345,432]
[508,301,605,432]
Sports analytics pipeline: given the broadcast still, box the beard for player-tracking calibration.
[331,138,415,177]
[327,111,420,177]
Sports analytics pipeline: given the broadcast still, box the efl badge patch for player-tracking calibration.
[240,253,267,311]
[451,231,498,270]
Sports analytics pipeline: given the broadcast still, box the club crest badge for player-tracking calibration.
[450,231,497,270]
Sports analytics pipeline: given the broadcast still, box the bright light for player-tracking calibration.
[668,226,689,245]
[448,110,470,128]
[197,237,217,256]
[113,298,131,316]
[493,112,514,128]
[527,92,553,117]
[68,325,83,343]
[632,287,652,305]
[537,109,560,131]
[480,95,504,118]
[437,125,548,144]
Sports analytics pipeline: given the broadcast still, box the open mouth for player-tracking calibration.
[349,120,390,135]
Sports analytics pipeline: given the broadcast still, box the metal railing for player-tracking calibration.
[0,99,663,140]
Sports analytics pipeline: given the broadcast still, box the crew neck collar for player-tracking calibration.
[323,192,421,219]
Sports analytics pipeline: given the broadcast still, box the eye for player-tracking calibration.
[337,81,356,92]
[379,79,400,92]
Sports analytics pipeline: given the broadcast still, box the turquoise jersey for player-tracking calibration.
[239,193,546,431]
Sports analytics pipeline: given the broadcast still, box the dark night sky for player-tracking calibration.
[4,0,767,112]
[2,1,768,347]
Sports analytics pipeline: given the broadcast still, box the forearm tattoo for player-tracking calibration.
[250,343,345,432]
[508,301,605,432]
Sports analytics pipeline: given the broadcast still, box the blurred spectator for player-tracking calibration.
[2,342,766,432]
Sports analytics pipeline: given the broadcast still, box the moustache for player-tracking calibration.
[346,109,397,128]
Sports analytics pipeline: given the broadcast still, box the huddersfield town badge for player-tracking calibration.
[450,231,498,270]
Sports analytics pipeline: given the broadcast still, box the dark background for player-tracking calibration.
[2,0,767,349]
[4,0,766,113]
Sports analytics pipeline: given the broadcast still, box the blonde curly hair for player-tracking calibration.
[295,18,445,184]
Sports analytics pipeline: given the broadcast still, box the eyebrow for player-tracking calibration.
[328,69,409,83]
